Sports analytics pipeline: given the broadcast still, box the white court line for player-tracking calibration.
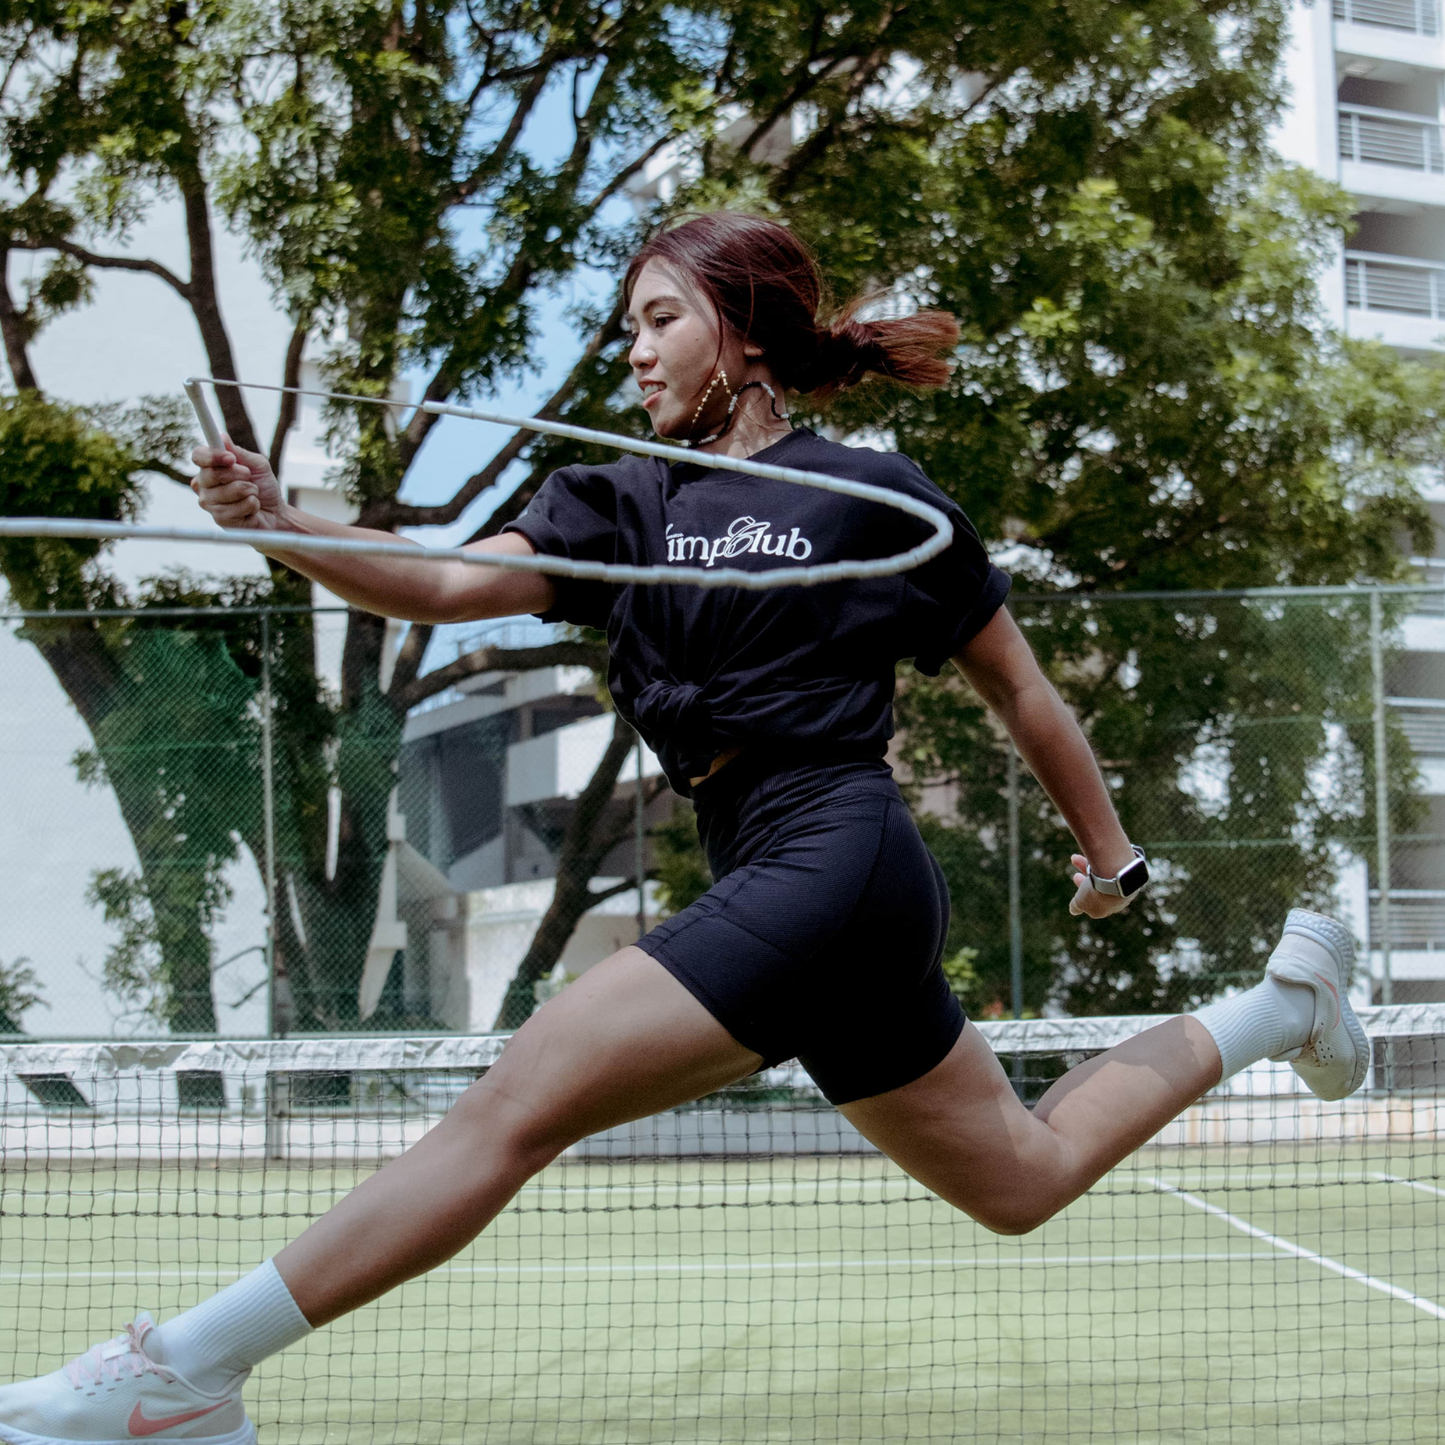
[1373,1172,1445,1200]
[1138,1168,1386,1180]
[1144,1166,1427,1180]
[1141,1171,1402,1189]
[1148,1177,1445,1321]
[0,1251,1284,1285]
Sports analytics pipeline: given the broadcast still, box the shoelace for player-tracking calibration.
[63,1323,173,1389]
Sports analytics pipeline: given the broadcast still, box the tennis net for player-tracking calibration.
[2,1007,1442,1444]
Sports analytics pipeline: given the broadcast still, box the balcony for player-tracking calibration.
[1335,0,1438,34]
[1336,0,1445,73]
[1345,250,1445,312]
[1338,104,1445,171]
[1393,697,1445,750]
[505,713,661,807]
[1370,890,1445,948]
[1338,106,1445,205]
[1405,561,1445,623]
[1344,250,1445,347]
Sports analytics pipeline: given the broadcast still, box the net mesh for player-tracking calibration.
[3,1010,1442,1444]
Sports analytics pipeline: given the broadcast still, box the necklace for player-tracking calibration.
[681,371,789,448]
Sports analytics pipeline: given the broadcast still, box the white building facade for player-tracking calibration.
[1280,0,1445,1000]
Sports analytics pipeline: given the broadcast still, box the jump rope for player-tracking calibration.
[0,376,952,586]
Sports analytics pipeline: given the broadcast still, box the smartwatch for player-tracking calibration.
[1087,845,1150,899]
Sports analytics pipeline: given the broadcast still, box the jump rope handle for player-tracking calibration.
[184,378,226,451]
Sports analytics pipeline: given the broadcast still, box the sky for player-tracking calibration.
[392,65,636,545]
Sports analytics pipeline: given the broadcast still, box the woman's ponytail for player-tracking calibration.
[802,304,960,397]
[623,212,961,399]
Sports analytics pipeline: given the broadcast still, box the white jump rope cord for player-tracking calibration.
[0,376,952,590]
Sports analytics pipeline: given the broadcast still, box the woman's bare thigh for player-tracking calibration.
[838,1023,1048,1230]
[276,947,763,1322]
[838,1016,1217,1236]
[477,944,766,1152]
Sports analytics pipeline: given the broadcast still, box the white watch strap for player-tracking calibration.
[1088,845,1148,898]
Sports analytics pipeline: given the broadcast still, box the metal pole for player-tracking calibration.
[260,611,283,1162]
[1007,744,1024,1087]
[1370,591,1393,1008]
[260,612,278,1033]
[1008,745,1023,1019]
[635,733,647,940]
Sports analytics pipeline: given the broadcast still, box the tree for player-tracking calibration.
[0,956,47,1034]
[888,176,1441,1013]
[0,394,248,1031]
[0,0,1433,1027]
[495,712,668,1025]
[651,801,713,918]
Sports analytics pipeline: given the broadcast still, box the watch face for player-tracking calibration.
[1119,858,1150,897]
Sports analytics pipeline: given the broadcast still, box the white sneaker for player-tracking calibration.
[0,1315,254,1445]
[1266,908,1370,1101]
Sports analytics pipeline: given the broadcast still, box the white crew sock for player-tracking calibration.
[1190,975,1317,1081]
[153,1259,313,1392]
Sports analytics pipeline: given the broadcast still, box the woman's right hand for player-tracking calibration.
[191,436,285,530]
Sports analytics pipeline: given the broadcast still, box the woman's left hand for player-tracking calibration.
[1067,853,1135,920]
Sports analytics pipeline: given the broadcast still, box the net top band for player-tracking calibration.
[2,1003,1437,1075]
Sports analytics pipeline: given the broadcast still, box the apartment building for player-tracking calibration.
[1279,0,1445,999]
[384,647,667,1031]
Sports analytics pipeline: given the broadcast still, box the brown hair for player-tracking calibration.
[623,212,959,396]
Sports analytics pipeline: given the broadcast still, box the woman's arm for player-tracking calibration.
[192,437,554,624]
[951,608,1136,919]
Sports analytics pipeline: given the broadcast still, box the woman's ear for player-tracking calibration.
[742,339,766,358]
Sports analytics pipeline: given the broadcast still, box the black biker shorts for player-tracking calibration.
[635,752,965,1105]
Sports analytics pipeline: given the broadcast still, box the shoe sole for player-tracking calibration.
[0,1423,254,1445]
[1279,909,1369,1101]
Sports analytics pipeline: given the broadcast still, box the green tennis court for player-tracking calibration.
[3,1141,1440,1444]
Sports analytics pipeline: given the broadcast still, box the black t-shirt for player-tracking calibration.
[502,427,1010,797]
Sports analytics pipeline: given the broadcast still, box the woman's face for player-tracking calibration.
[626,259,753,440]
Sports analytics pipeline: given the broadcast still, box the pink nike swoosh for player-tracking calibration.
[128,1401,227,1437]
[1314,970,1340,1027]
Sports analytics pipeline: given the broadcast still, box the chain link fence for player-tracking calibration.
[0,583,1440,1040]
[914,585,1443,1026]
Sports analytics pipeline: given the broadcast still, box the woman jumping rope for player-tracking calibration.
[0,212,1369,1445]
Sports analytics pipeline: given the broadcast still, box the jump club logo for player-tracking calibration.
[665,516,814,567]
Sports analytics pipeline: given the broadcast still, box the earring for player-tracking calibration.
[681,370,734,447]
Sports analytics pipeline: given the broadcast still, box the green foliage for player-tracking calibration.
[901,594,1428,1016]
[651,801,713,918]
[86,868,173,1029]
[0,393,138,607]
[939,946,985,1014]
[75,622,262,1032]
[0,956,47,1035]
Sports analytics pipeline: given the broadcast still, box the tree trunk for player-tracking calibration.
[494,715,652,1028]
[178,176,261,455]
[25,623,221,1032]
[0,246,38,392]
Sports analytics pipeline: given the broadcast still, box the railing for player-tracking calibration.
[1406,560,1445,617]
[1335,0,1440,34]
[1345,250,1445,317]
[1393,697,1445,752]
[1371,891,1445,949]
[1338,105,1445,174]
